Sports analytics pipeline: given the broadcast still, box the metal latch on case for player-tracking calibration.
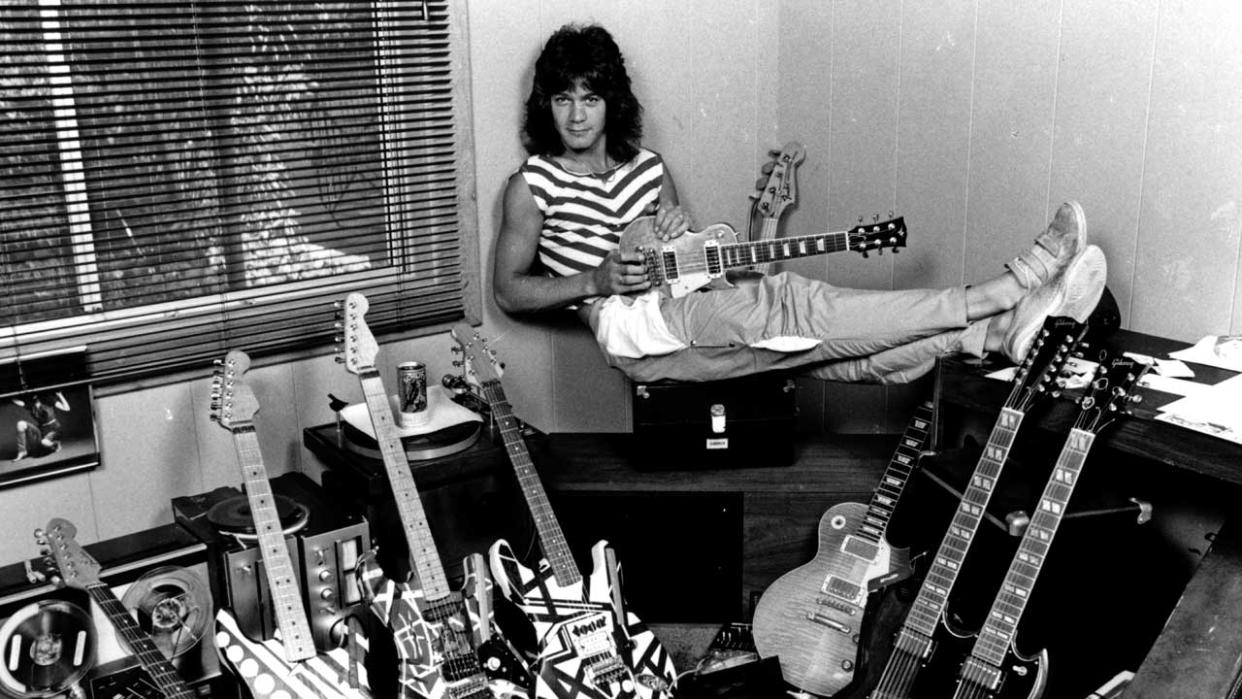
[710,403,726,433]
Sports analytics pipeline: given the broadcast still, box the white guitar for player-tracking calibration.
[208,349,373,698]
[450,323,678,699]
[338,294,531,699]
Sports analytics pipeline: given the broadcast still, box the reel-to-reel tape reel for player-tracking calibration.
[0,599,94,698]
[0,524,230,699]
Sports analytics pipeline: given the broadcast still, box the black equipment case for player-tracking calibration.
[630,373,797,470]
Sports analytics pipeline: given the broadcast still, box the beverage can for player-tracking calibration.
[397,361,429,428]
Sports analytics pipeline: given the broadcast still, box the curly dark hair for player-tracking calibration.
[523,24,643,162]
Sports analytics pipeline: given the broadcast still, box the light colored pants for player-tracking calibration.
[605,272,987,383]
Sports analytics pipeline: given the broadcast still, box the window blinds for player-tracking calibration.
[0,0,476,388]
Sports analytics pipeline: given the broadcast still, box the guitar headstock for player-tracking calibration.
[1007,316,1089,413]
[210,350,259,431]
[848,216,907,257]
[33,518,101,591]
[336,292,378,375]
[754,142,805,221]
[449,323,502,389]
[1075,355,1149,434]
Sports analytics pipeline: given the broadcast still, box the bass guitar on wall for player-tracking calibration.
[746,141,805,275]
[867,315,1088,699]
[339,293,531,699]
[752,399,936,696]
[450,323,678,699]
[943,355,1147,699]
[208,349,374,699]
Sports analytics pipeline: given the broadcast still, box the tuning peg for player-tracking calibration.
[451,346,462,354]
[452,360,462,368]
[858,215,865,224]
[33,528,45,541]
[873,213,880,223]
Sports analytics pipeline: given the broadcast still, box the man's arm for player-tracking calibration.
[492,173,650,314]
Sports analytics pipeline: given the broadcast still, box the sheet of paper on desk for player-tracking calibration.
[1154,373,1242,446]
[1168,335,1242,372]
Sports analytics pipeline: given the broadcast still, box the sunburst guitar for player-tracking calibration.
[449,323,678,699]
[338,293,531,699]
[752,399,935,696]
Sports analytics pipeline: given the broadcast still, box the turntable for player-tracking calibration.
[329,384,482,462]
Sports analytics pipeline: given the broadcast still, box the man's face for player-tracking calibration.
[551,80,606,153]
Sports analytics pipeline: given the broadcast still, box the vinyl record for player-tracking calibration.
[206,494,309,539]
[0,600,95,698]
[120,566,209,660]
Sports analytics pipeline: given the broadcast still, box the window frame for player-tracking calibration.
[0,0,482,393]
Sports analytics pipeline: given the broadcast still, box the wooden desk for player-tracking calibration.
[933,328,1242,484]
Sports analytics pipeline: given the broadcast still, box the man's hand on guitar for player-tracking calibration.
[591,250,651,296]
[649,202,692,241]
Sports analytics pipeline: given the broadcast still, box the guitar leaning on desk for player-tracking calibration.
[867,316,1088,699]
[450,323,678,699]
[619,213,906,299]
[339,293,531,699]
[207,349,374,698]
[752,399,936,696]
[941,356,1148,699]
[33,519,198,699]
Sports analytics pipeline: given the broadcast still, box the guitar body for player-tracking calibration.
[618,217,741,298]
[215,609,372,699]
[356,551,529,699]
[489,539,676,699]
[752,501,911,696]
[949,648,1047,699]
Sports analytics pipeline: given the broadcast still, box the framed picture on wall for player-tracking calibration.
[0,348,100,489]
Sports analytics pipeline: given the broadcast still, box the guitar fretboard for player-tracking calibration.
[359,369,450,598]
[855,401,935,550]
[718,229,851,269]
[231,425,316,661]
[86,585,198,699]
[750,218,781,274]
[480,379,581,588]
[971,428,1094,666]
[902,407,1025,638]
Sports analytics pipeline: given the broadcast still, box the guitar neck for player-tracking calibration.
[720,228,850,269]
[359,370,451,597]
[479,379,581,587]
[86,584,198,699]
[751,218,780,273]
[230,426,317,661]
[901,407,1025,637]
[856,401,935,547]
[970,428,1094,666]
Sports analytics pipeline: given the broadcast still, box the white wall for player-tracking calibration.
[3,0,1242,566]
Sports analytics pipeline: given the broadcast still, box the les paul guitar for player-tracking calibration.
[449,323,678,699]
[338,293,530,699]
[752,399,935,696]
[34,519,198,699]
[207,349,373,698]
[869,316,1088,699]
[747,141,805,275]
[619,212,905,299]
[945,356,1148,699]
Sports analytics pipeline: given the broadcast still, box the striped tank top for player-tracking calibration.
[519,148,664,278]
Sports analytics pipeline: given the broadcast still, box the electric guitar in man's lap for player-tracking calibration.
[619,212,906,299]
[450,323,678,699]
